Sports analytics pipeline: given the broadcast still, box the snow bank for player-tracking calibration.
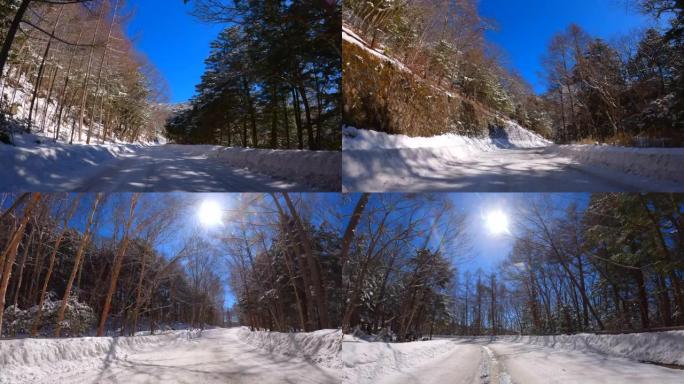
[0,330,196,384]
[237,327,342,369]
[552,145,684,184]
[215,147,341,191]
[341,335,458,383]
[0,133,145,191]
[500,331,684,366]
[343,120,549,151]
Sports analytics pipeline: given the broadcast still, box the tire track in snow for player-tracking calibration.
[480,345,512,384]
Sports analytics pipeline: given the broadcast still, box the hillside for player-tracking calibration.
[342,25,534,140]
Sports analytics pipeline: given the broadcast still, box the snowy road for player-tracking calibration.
[343,147,683,192]
[364,338,684,384]
[72,145,304,192]
[2,328,339,384]
[0,140,340,191]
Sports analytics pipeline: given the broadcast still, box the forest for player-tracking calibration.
[166,0,341,150]
[333,193,684,341]
[0,0,169,144]
[343,0,684,145]
[0,192,339,338]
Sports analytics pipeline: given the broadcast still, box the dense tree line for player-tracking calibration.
[224,193,342,331]
[336,193,467,341]
[541,2,684,144]
[166,0,341,150]
[395,194,683,339]
[335,193,683,340]
[0,0,168,144]
[0,193,225,338]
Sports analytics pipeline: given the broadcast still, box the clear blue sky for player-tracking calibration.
[479,0,656,94]
[124,0,225,103]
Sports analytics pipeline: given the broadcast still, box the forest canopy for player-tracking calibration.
[166,0,341,150]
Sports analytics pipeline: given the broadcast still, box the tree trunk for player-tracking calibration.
[31,197,79,336]
[55,194,102,337]
[28,6,65,129]
[77,3,105,143]
[97,193,139,336]
[0,192,41,337]
[282,193,329,329]
[0,0,31,81]
[88,0,120,144]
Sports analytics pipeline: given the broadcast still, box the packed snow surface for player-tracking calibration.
[343,331,684,384]
[0,134,341,191]
[0,327,340,384]
[343,125,684,192]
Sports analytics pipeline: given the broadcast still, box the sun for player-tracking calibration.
[198,200,224,227]
[485,209,510,235]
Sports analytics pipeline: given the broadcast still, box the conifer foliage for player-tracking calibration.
[167,0,341,150]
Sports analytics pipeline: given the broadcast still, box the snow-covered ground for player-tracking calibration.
[0,327,341,384]
[0,133,341,191]
[342,331,684,384]
[2,328,682,383]
[343,125,684,192]
[1,76,340,191]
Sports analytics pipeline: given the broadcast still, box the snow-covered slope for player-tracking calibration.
[343,120,550,151]
[498,331,684,366]
[553,145,684,184]
[0,136,340,191]
[0,330,198,383]
[237,327,342,369]
[341,335,461,384]
[0,328,342,384]
[343,123,684,192]
[215,147,342,191]
[1,76,159,145]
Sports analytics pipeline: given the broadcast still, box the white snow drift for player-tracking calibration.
[343,125,684,192]
[0,134,340,191]
[237,327,342,369]
[0,330,197,384]
[498,331,684,366]
[0,327,341,384]
[342,331,684,384]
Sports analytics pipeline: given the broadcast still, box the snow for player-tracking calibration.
[341,334,470,383]
[0,327,340,384]
[340,332,684,384]
[2,328,682,383]
[237,327,342,369]
[343,121,550,151]
[553,145,684,184]
[0,136,341,191]
[343,125,684,192]
[215,147,342,191]
[0,330,197,383]
[496,331,684,366]
[342,25,410,73]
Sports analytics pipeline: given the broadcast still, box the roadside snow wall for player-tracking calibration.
[0,330,196,384]
[215,148,341,191]
[341,335,458,384]
[500,331,684,366]
[237,327,343,369]
[552,145,684,184]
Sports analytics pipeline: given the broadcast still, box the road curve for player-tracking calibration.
[343,147,683,192]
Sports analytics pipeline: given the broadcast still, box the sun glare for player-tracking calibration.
[485,210,510,235]
[198,200,224,227]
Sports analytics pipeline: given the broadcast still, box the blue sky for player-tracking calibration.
[124,0,224,103]
[449,193,590,274]
[479,0,656,94]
